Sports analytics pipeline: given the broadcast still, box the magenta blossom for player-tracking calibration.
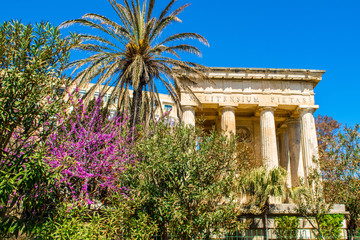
[45,96,136,204]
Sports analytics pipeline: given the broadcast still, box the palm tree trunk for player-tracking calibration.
[130,83,143,128]
[347,217,357,240]
[263,211,268,240]
[161,221,169,240]
[263,199,269,240]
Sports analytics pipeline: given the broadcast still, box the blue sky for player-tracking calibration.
[1,0,360,125]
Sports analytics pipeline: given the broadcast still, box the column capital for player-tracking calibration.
[297,105,319,115]
[182,105,197,111]
[219,105,237,112]
[285,117,300,125]
[277,123,288,134]
[258,106,277,113]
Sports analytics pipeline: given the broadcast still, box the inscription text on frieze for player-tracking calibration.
[186,94,312,105]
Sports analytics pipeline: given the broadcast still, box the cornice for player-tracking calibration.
[174,67,325,87]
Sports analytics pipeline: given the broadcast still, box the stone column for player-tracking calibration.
[299,106,319,180]
[216,112,221,133]
[287,118,304,187]
[259,107,279,169]
[182,106,196,126]
[278,125,291,188]
[277,136,281,165]
[221,107,236,136]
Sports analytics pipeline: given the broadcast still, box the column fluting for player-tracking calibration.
[279,125,291,188]
[221,107,236,136]
[260,107,279,169]
[287,118,304,187]
[299,107,319,180]
[182,106,196,126]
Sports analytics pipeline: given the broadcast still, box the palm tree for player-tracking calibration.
[60,0,209,128]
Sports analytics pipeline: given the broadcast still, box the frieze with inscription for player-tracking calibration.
[182,94,314,106]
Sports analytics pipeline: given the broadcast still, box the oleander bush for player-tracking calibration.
[0,20,77,238]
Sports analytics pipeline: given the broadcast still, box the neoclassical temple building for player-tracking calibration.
[177,67,324,188]
[76,67,323,189]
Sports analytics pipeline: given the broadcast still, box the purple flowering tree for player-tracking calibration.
[46,96,136,205]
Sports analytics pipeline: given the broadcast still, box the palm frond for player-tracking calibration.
[150,15,181,42]
[82,13,131,41]
[108,0,133,32]
[158,32,209,46]
[60,19,124,44]
[169,3,190,20]
[77,34,122,49]
[158,0,177,21]
[146,0,155,23]
[75,43,115,53]
[165,45,202,57]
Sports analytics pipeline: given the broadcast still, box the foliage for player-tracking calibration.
[241,166,286,213]
[34,194,158,240]
[60,0,209,128]
[275,214,343,240]
[316,115,360,231]
[315,115,341,156]
[316,214,343,239]
[0,146,61,239]
[0,20,76,160]
[0,20,77,238]
[45,96,136,205]
[123,122,248,239]
[123,121,287,239]
[274,216,299,240]
[315,115,342,204]
[241,167,286,240]
[326,125,360,231]
[291,169,333,240]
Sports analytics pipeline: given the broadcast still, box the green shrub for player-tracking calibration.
[124,122,248,239]
[34,194,158,239]
[316,214,344,239]
[274,216,299,240]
